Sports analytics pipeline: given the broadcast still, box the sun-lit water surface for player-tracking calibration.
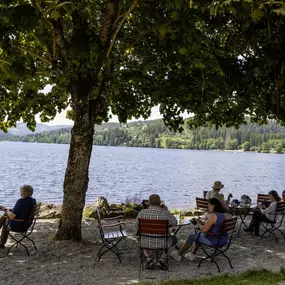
[0,142,285,209]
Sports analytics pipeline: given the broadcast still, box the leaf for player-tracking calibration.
[251,8,264,21]
[272,8,285,16]
[179,47,188,55]
[56,2,73,9]
[51,10,60,20]
[157,23,169,40]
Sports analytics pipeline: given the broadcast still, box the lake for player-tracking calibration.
[0,142,285,209]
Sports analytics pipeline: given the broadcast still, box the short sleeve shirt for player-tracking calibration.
[9,197,37,231]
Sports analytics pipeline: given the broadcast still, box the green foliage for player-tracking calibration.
[241,141,251,151]
[225,138,239,150]
[4,119,285,153]
[138,269,285,285]
[2,0,285,132]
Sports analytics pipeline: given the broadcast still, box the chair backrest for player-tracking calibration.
[257,194,270,203]
[29,203,41,233]
[203,191,208,199]
[138,219,168,236]
[222,217,237,234]
[196,198,208,212]
[276,201,285,213]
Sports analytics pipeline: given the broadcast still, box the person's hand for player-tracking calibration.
[261,205,266,210]
[160,204,168,211]
[196,218,203,225]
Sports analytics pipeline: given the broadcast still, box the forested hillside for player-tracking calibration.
[2,119,285,153]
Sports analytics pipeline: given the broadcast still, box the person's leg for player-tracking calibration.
[143,250,155,269]
[245,210,260,231]
[0,215,7,229]
[254,214,271,236]
[184,233,211,260]
[0,219,9,247]
[179,233,201,256]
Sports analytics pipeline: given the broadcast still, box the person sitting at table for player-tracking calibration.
[244,190,281,236]
[206,181,233,210]
[135,194,177,270]
[0,185,37,248]
[170,198,227,261]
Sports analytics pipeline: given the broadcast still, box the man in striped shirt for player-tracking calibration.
[136,194,177,270]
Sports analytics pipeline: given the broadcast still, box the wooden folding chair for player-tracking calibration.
[197,217,237,273]
[260,201,285,242]
[138,219,169,276]
[196,198,209,218]
[7,203,41,256]
[257,194,271,207]
[97,208,127,263]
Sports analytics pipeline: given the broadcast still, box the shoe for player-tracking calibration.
[170,250,182,262]
[185,252,197,261]
[244,228,254,232]
[0,244,5,249]
[158,260,168,271]
[145,259,155,270]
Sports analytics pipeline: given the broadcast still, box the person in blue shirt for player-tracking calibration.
[170,198,227,261]
[0,185,36,248]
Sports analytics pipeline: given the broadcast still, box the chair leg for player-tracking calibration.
[98,239,122,263]
[198,246,221,273]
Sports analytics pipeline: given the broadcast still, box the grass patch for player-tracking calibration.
[138,269,285,285]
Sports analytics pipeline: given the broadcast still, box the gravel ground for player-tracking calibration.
[0,218,285,285]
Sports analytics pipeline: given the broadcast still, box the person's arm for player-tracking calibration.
[226,194,233,205]
[261,203,276,215]
[167,212,178,227]
[206,191,211,200]
[198,213,217,233]
[5,199,22,220]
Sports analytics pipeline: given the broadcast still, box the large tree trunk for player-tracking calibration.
[56,93,95,241]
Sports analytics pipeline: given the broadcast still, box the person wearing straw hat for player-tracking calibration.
[206,181,232,209]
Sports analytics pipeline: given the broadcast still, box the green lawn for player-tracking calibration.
[138,269,285,285]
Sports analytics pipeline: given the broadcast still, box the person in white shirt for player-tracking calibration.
[206,181,232,210]
[244,190,281,236]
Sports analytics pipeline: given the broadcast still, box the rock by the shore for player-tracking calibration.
[39,198,143,220]
[38,203,62,219]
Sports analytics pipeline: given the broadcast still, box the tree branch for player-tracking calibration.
[106,0,137,58]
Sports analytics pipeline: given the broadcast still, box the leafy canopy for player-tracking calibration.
[1,0,285,132]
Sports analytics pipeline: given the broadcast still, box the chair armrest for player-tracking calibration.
[103,215,124,221]
[102,222,125,228]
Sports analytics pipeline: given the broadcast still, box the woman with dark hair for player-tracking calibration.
[170,198,228,261]
[244,190,281,236]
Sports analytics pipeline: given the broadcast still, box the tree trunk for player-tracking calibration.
[55,95,95,241]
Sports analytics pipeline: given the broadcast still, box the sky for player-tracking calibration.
[45,106,164,126]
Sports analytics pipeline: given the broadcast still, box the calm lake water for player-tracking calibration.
[0,142,285,209]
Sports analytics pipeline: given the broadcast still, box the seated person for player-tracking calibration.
[170,198,227,261]
[206,181,232,209]
[136,194,177,270]
[244,190,281,236]
[0,185,37,248]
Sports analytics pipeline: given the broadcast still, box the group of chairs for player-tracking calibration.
[5,192,285,275]
[97,200,237,274]
[198,193,285,242]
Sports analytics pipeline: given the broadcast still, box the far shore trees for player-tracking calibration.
[1,0,285,240]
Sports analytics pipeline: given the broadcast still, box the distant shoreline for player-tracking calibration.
[0,140,283,154]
